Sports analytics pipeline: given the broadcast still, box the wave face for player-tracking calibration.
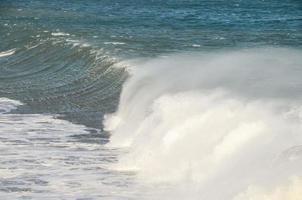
[105,48,302,199]
[0,32,126,129]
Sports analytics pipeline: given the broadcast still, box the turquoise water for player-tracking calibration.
[1,1,302,199]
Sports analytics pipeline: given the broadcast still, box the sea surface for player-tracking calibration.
[1,1,302,199]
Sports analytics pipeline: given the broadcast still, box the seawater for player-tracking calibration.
[1,1,302,199]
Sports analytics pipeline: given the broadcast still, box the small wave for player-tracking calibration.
[0,49,16,58]
[66,39,91,48]
[51,32,70,36]
[191,44,201,47]
[104,42,126,45]
[0,97,23,113]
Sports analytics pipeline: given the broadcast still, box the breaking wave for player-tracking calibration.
[105,48,302,199]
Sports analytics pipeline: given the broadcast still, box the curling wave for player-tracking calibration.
[0,33,126,129]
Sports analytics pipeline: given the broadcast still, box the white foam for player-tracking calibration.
[0,97,22,113]
[51,32,70,36]
[105,48,302,199]
[65,38,91,48]
[0,98,134,199]
[0,49,16,58]
[104,42,126,45]
[234,177,302,200]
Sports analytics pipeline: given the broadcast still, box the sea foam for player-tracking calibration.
[105,48,302,199]
[0,98,22,113]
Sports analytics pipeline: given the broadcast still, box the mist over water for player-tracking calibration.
[105,48,302,199]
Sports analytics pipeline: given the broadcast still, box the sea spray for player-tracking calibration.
[105,48,302,199]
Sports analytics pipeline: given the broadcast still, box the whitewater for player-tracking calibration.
[105,48,302,199]
[1,0,302,199]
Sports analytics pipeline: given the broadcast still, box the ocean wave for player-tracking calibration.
[105,48,302,199]
[0,36,126,129]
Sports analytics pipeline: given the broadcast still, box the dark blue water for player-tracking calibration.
[1,1,302,199]
[2,0,302,55]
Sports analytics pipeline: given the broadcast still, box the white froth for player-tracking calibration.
[0,98,135,199]
[105,48,302,199]
[51,32,70,36]
[192,44,201,47]
[0,97,22,113]
[104,42,126,45]
[234,177,302,200]
[0,49,16,58]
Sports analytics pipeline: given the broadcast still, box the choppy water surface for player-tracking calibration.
[0,99,141,200]
[1,0,302,199]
